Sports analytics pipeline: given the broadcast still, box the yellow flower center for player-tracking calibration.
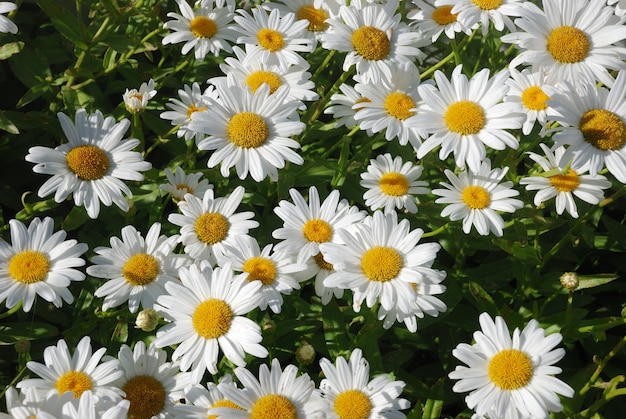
[186,103,207,119]
[351,26,390,61]
[297,5,329,32]
[257,28,285,52]
[550,168,580,192]
[122,375,166,419]
[192,298,233,339]
[432,6,458,25]
[302,219,333,243]
[384,92,416,121]
[66,145,110,180]
[55,371,93,398]
[122,253,160,286]
[175,183,192,194]
[521,86,550,111]
[190,16,218,38]
[333,389,372,419]
[209,398,244,419]
[250,394,297,419]
[444,100,485,135]
[314,252,333,271]
[462,185,491,209]
[360,246,403,282]
[227,112,269,148]
[243,256,277,285]
[8,251,50,284]
[579,109,626,151]
[379,172,410,196]
[546,26,590,64]
[472,0,502,9]
[246,71,283,94]
[195,212,230,245]
[488,349,534,390]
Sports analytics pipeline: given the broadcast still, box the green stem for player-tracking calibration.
[422,223,449,238]
[0,301,22,320]
[311,49,336,81]
[580,334,626,396]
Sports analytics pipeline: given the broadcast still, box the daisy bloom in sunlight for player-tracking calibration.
[25,109,151,219]
[61,390,130,419]
[154,263,267,382]
[408,0,472,42]
[319,348,410,419]
[88,222,189,313]
[324,76,372,129]
[162,0,238,60]
[449,312,574,418]
[0,2,17,34]
[172,375,242,418]
[360,152,429,214]
[433,158,523,236]
[159,166,213,201]
[436,0,523,36]
[160,82,218,142]
[123,78,156,114]
[0,217,87,312]
[520,144,612,218]
[264,0,337,45]
[2,386,73,419]
[189,83,305,181]
[504,67,556,135]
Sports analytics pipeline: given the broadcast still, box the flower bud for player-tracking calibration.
[135,308,159,332]
[560,272,579,290]
[295,342,316,365]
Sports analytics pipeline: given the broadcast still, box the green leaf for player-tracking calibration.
[0,322,59,343]
[322,300,351,359]
[0,110,19,134]
[37,0,91,50]
[576,273,619,290]
[0,41,24,60]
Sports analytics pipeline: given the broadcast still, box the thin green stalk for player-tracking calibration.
[580,334,626,396]
[422,223,450,238]
[311,49,336,81]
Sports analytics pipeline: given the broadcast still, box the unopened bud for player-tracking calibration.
[295,343,316,365]
[15,338,30,354]
[560,272,579,290]
[135,308,159,332]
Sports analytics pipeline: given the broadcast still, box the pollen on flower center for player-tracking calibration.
[175,183,192,194]
[333,389,372,419]
[379,172,410,196]
[472,0,502,10]
[550,169,580,192]
[546,26,590,64]
[257,28,285,52]
[384,92,416,120]
[122,253,160,286]
[187,103,207,119]
[579,109,626,151]
[444,100,485,135]
[313,252,333,270]
[8,250,50,284]
[250,394,297,419]
[521,86,550,111]
[195,212,230,245]
[246,71,283,94]
[462,185,491,209]
[190,16,218,38]
[66,145,110,181]
[243,256,277,285]
[302,219,333,243]
[432,6,458,25]
[361,246,403,282]
[209,399,244,419]
[488,349,534,390]
[297,5,329,32]
[192,298,233,339]
[227,112,269,148]
[122,375,166,419]
[351,26,391,61]
[56,370,93,398]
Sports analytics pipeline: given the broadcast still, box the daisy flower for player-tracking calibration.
[432,158,524,236]
[189,82,305,182]
[160,82,218,142]
[0,217,87,312]
[17,336,124,401]
[360,153,429,214]
[410,65,524,173]
[324,76,372,129]
[546,70,626,183]
[407,0,472,42]
[168,186,259,263]
[321,0,425,84]
[0,2,17,34]
[2,387,70,419]
[153,263,267,382]
[436,0,523,36]
[25,108,152,219]
[320,210,446,317]
[61,391,130,419]
[123,78,156,114]
[172,375,242,418]
[449,312,574,418]
[501,0,626,88]
[159,166,213,201]
[504,66,556,135]
[162,0,238,60]
[88,222,189,313]
[520,144,612,218]
[264,0,338,45]
[609,0,626,16]
[319,348,410,419]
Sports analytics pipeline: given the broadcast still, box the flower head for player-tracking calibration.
[123,79,156,114]
[0,2,17,34]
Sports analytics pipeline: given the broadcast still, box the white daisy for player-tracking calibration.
[504,66,556,135]
[408,0,472,42]
[449,312,574,418]
[263,0,337,45]
[25,108,152,219]
[172,375,242,418]
[2,386,70,419]
[609,0,626,16]
[160,82,218,142]
[324,76,372,129]
[162,0,238,60]
[432,158,524,236]
[159,166,213,201]
[88,222,189,313]
[189,82,305,181]
[411,65,524,172]
[0,217,87,312]
[319,348,410,419]
[168,186,259,263]
[436,0,523,36]
[501,0,626,88]
[153,263,267,382]
[0,2,17,34]
[320,210,446,318]
[61,391,130,419]
[546,70,626,183]
[519,144,612,218]
[360,153,430,214]
[123,78,156,114]
[17,336,124,401]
